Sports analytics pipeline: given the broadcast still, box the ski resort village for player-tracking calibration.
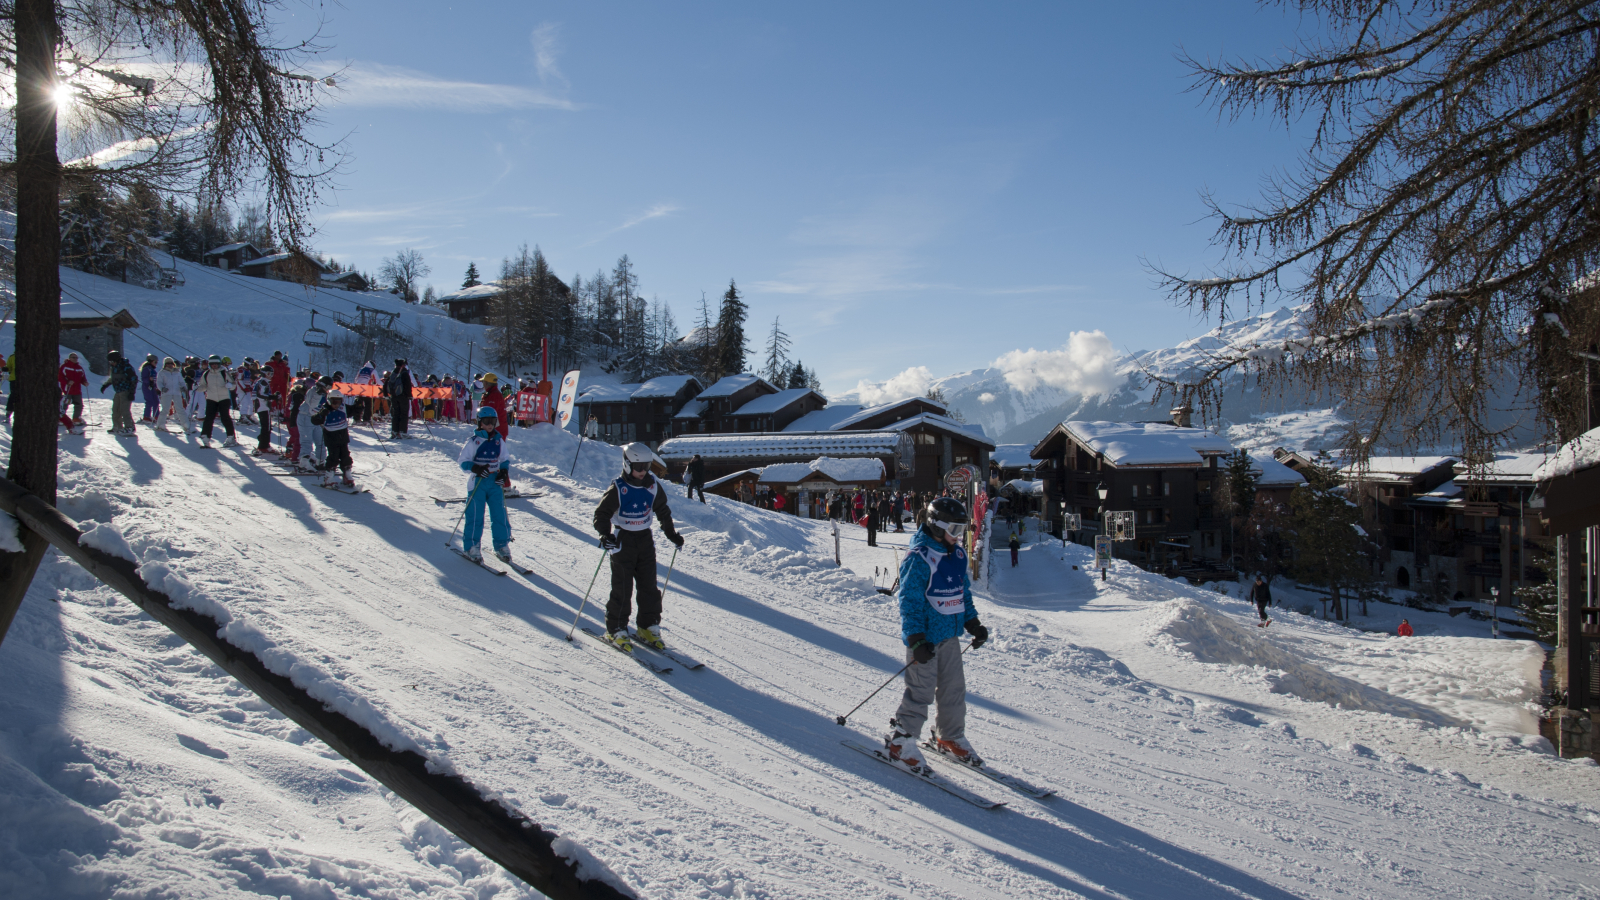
[3,3,1600,899]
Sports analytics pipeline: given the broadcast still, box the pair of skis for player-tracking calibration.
[576,625,705,675]
[431,490,543,504]
[449,546,533,577]
[842,738,1055,809]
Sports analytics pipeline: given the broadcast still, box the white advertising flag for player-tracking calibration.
[555,370,581,430]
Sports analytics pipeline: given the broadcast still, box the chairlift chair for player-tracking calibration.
[303,310,330,349]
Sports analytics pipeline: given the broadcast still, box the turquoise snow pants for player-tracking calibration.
[463,477,510,552]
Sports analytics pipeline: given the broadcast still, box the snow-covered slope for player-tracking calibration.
[3,402,1597,898]
[0,257,492,378]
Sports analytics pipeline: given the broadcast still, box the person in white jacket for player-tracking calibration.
[299,376,329,468]
[197,355,238,448]
[154,357,185,431]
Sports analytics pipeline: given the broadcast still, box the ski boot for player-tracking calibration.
[884,730,923,769]
[635,625,666,652]
[341,470,356,489]
[935,736,983,767]
[606,630,635,653]
[199,435,211,448]
[464,545,483,562]
[493,545,512,564]
[221,436,240,448]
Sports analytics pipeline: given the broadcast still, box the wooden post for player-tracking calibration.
[1565,534,1589,709]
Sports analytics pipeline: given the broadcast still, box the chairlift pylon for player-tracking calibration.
[303,310,330,349]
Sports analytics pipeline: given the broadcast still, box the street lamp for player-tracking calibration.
[1490,585,1500,639]
[1097,482,1109,581]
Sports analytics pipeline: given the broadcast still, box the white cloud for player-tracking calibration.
[325,61,576,111]
[978,392,997,404]
[530,24,569,90]
[993,330,1122,396]
[618,203,679,230]
[851,366,936,408]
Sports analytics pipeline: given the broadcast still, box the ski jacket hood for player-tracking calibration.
[897,527,977,647]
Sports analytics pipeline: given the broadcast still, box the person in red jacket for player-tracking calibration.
[57,352,87,429]
[1397,619,1414,637]
[481,373,509,439]
[266,350,291,412]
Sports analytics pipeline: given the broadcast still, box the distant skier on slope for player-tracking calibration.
[885,496,989,769]
[592,442,685,653]
[1248,574,1272,627]
[456,406,515,563]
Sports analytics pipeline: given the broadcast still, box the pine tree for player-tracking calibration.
[788,360,808,390]
[693,293,718,383]
[1217,450,1258,569]
[1289,473,1374,621]
[762,316,791,385]
[715,279,748,379]
[462,262,481,289]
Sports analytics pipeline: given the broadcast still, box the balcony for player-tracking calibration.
[1457,530,1501,547]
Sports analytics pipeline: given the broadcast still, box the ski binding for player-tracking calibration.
[842,740,1003,809]
[578,626,671,674]
[920,741,1055,798]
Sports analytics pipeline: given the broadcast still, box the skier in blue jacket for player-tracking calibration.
[885,496,989,769]
[456,406,513,562]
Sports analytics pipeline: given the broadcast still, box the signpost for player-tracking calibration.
[1095,536,1112,581]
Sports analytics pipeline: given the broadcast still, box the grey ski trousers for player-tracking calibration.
[892,636,966,742]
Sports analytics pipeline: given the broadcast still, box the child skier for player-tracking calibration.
[311,388,355,488]
[885,497,989,769]
[456,406,514,562]
[284,381,306,465]
[154,357,185,431]
[591,442,685,652]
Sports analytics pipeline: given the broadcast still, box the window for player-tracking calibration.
[1163,482,1171,496]
[1131,484,1138,498]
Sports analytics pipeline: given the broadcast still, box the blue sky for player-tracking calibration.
[304,2,1307,395]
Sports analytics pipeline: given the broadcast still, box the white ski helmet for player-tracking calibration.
[622,442,655,470]
[327,389,344,401]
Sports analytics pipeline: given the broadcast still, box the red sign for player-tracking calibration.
[515,388,551,423]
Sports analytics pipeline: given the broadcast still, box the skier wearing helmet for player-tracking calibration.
[311,387,355,488]
[884,496,990,770]
[456,406,515,562]
[592,442,685,653]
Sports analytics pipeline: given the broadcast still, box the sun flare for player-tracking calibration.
[52,83,73,110]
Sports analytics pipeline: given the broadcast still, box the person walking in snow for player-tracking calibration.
[1397,619,1414,637]
[885,497,989,770]
[866,496,879,547]
[196,354,239,448]
[139,354,159,422]
[457,406,515,563]
[251,374,280,455]
[685,453,706,503]
[311,388,354,487]
[1248,574,1272,626]
[301,376,329,467]
[154,357,185,431]
[57,352,87,432]
[1009,531,1021,567]
[592,442,685,653]
[101,350,139,435]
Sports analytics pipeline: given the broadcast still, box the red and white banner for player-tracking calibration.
[555,370,580,429]
[515,388,550,422]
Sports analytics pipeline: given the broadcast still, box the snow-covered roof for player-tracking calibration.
[1460,453,1548,481]
[673,398,708,419]
[704,468,762,490]
[632,375,699,399]
[759,457,885,485]
[829,396,948,431]
[732,388,820,416]
[1414,479,1465,501]
[698,373,774,399]
[1341,456,1456,481]
[1063,421,1234,467]
[1535,427,1600,482]
[1006,478,1045,496]
[203,242,258,256]
[576,383,641,403]
[991,444,1036,470]
[878,412,996,448]
[1250,453,1306,488]
[440,282,502,302]
[783,405,864,432]
[657,431,907,463]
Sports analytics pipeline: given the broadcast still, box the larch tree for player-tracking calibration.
[0,0,338,646]
[1154,0,1600,465]
[379,248,429,303]
[762,316,791,385]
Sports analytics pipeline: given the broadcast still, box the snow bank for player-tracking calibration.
[1535,426,1600,481]
[78,521,136,562]
[1146,600,1457,724]
[0,512,22,553]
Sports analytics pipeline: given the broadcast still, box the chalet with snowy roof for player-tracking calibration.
[1249,452,1306,509]
[724,388,827,433]
[439,282,501,325]
[57,297,139,375]
[808,396,995,493]
[656,431,913,486]
[321,271,370,292]
[989,443,1039,484]
[573,376,703,448]
[236,250,330,284]
[1397,454,1553,602]
[201,241,263,271]
[1030,413,1236,568]
[693,374,779,432]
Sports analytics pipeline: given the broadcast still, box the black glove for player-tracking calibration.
[497,469,511,488]
[600,534,619,553]
[471,463,491,477]
[964,618,989,650]
[909,634,935,664]
[668,532,684,548]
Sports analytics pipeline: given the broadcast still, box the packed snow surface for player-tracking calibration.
[3,400,1598,898]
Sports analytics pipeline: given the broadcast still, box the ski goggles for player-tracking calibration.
[937,521,968,538]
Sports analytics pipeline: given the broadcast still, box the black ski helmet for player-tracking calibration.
[924,496,969,542]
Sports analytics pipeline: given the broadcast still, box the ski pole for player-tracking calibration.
[660,545,679,602]
[564,546,610,642]
[568,435,585,477]
[834,641,975,726]
[446,474,489,548]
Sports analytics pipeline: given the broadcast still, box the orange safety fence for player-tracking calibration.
[331,383,458,399]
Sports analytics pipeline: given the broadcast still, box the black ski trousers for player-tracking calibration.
[202,398,235,438]
[605,531,661,635]
[323,430,352,472]
[392,397,409,435]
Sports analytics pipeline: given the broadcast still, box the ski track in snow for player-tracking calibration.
[2,401,1599,899]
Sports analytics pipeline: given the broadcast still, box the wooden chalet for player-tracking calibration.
[201,242,263,271]
[237,250,331,284]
